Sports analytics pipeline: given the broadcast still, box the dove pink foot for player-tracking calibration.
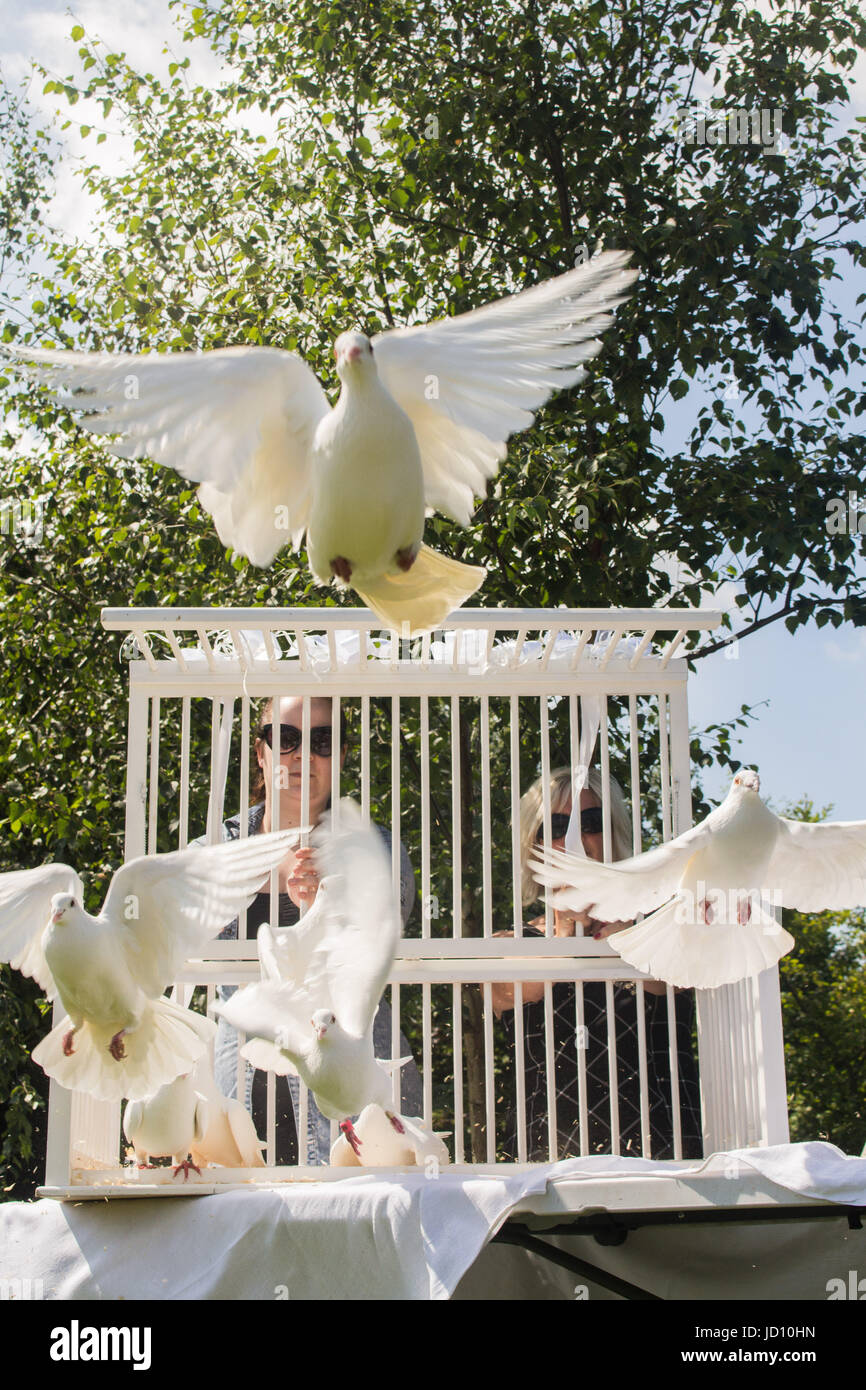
[700,898,714,926]
[737,895,752,926]
[172,1158,202,1181]
[386,1111,405,1135]
[340,1120,363,1158]
[62,1029,77,1057]
[395,546,418,572]
[330,556,353,582]
[108,1030,127,1061]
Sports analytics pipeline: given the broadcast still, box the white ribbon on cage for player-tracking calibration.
[168,625,649,673]
[439,627,646,671]
[560,632,641,855]
[563,696,602,855]
[206,698,235,844]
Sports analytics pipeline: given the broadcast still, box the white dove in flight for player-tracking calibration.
[0,829,299,1100]
[7,253,636,634]
[212,800,406,1157]
[123,1056,265,1179]
[533,770,866,989]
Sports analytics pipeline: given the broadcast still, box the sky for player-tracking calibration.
[2,0,865,819]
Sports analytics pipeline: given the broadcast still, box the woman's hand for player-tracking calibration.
[584,917,620,940]
[286,846,321,908]
[552,906,592,935]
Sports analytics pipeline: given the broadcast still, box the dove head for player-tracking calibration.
[334,331,375,379]
[732,769,761,795]
[311,1008,337,1042]
[50,892,78,925]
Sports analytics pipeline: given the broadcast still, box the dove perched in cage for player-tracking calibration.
[212,799,408,1157]
[328,1104,451,1168]
[123,1071,209,1180]
[123,1056,265,1178]
[0,829,300,1101]
[187,1054,266,1169]
[533,769,866,989]
[6,254,636,634]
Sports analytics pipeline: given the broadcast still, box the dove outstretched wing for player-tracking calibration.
[770,817,866,912]
[256,883,332,986]
[216,979,313,1066]
[532,820,713,922]
[371,252,637,527]
[99,829,300,998]
[7,345,330,564]
[303,804,401,1038]
[0,863,85,997]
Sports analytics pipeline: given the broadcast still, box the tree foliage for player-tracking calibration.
[19,0,865,636]
[779,802,866,1155]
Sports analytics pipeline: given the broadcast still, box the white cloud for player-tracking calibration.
[2,1,283,253]
[824,629,866,664]
[11,1,224,91]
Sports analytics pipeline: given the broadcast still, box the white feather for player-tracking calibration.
[532,822,713,921]
[35,998,215,1103]
[102,829,303,998]
[611,895,795,990]
[11,346,328,563]
[768,818,866,911]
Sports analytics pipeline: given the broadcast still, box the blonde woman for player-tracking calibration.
[495,766,702,1161]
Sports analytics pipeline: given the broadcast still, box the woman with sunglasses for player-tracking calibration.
[213,694,421,1165]
[493,766,702,1161]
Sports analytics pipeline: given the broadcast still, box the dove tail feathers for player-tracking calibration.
[353,544,485,635]
[609,897,796,990]
[191,1099,267,1168]
[32,999,216,1102]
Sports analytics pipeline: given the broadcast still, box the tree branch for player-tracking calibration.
[690,594,857,659]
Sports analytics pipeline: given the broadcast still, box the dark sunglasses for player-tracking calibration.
[536,807,604,841]
[259,723,335,757]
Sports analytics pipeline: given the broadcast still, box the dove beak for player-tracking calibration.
[344,346,361,363]
[51,910,64,925]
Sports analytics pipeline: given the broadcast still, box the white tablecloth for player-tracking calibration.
[2,1143,864,1300]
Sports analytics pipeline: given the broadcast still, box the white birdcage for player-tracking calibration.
[41,606,789,1197]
